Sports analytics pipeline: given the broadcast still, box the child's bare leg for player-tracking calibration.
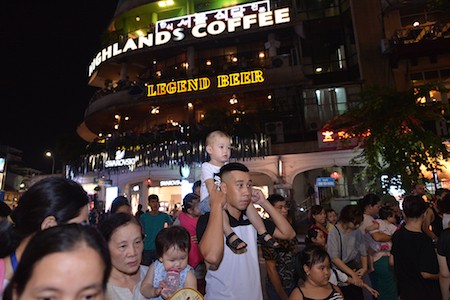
[246,204,279,247]
[223,210,246,251]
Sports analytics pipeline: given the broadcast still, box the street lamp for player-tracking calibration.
[45,151,55,174]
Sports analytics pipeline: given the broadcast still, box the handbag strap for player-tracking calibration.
[334,224,343,260]
[10,252,18,272]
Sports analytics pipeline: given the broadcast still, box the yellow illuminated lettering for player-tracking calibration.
[166,82,177,94]
[177,80,187,93]
[187,79,198,91]
[157,83,167,95]
[253,70,264,83]
[229,73,240,86]
[322,131,334,142]
[147,85,156,97]
[199,78,210,90]
[146,71,262,96]
[241,71,251,84]
[217,75,229,88]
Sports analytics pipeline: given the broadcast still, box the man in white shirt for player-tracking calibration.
[196,163,296,300]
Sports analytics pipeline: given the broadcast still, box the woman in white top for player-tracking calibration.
[98,213,150,300]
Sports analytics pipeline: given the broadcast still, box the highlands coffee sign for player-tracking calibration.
[147,69,264,97]
[88,2,290,77]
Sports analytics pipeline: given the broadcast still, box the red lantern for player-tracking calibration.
[330,171,341,180]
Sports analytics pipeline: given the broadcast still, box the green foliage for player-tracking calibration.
[324,84,449,193]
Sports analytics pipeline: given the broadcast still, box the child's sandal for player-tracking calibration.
[258,232,280,248]
[225,232,247,254]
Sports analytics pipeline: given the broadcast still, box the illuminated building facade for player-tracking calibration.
[73,0,450,213]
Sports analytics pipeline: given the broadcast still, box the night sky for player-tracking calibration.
[1,1,118,172]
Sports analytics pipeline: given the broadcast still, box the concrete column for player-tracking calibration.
[187,46,195,76]
[120,62,127,80]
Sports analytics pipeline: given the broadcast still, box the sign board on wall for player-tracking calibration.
[160,180,182,186]
[147,69,265,97]
[317,130,358,150]
[315,177,336,187]
[88,4,291,77]
[104,150,138,168]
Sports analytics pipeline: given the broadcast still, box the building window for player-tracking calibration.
[304,87,349,130]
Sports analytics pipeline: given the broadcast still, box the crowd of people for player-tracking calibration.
[2,131,450,300]
[297,185,450,300]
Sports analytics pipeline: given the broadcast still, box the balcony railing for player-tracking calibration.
[390,22,450,46]
[67,130,270,176]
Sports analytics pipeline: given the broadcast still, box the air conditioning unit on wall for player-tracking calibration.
[271,55,290,68]
[307,122,319,131]
[265,121,285,143]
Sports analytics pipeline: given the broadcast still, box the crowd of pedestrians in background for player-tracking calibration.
[2,133,450,300]
[296,185,450,300]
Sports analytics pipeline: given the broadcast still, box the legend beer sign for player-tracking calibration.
[147,69,264,97]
